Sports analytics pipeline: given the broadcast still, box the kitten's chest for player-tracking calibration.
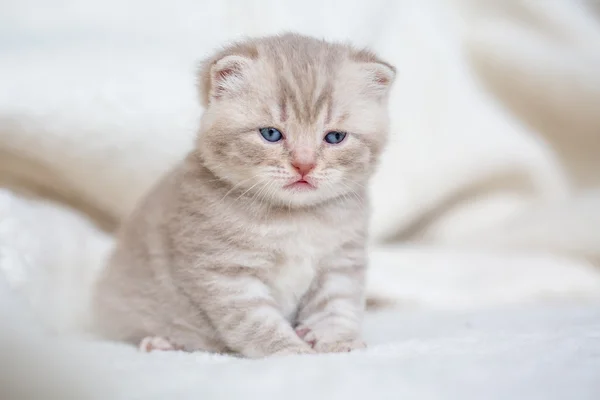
[262,223,336,320]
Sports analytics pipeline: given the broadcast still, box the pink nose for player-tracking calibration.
[291,160,316,176]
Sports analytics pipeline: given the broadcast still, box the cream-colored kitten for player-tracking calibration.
[92,33,395,358]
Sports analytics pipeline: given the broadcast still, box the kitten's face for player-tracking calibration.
[197,35,395,208]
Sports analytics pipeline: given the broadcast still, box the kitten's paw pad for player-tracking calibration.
[271,346,316,357]
[314,339,367,353]
[139,336,183,352]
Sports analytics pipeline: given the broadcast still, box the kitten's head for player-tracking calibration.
[197,33,395,208]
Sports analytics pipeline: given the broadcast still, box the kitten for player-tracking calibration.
[91,33,395,358]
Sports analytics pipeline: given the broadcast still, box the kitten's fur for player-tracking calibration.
[92,33,395,358]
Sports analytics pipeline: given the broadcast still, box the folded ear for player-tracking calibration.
[358,61,396,98]
[198,54,254,107]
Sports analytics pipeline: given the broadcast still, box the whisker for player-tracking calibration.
[232,178,266,204]
[217,174,262,203]
[220,178,267,216]
[322,179,364,207]
[338,181,364,206]
[263,180,281,215]
[262,180,279,217]
[340,176,367,190]
[248,179,273,211]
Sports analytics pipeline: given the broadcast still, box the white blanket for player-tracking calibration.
[1,0,600,398]
[3,277,599,400]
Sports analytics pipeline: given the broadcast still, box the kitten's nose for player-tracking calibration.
[291,160,316,177]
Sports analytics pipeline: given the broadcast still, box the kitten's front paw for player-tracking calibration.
[138,336,184,352]
[271,346,316,357]
[314,339,366,353]
[295,326,366,353]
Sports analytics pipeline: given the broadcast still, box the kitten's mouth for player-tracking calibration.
[284,179,316,191]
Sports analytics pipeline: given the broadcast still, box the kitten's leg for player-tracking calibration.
[197,272,314,358]
[295,257,367,353]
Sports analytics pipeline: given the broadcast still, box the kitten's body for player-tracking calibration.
[92,34,394,358]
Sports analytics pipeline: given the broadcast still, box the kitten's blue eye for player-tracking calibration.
[259,127,283,142]
[324,131,347,144]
